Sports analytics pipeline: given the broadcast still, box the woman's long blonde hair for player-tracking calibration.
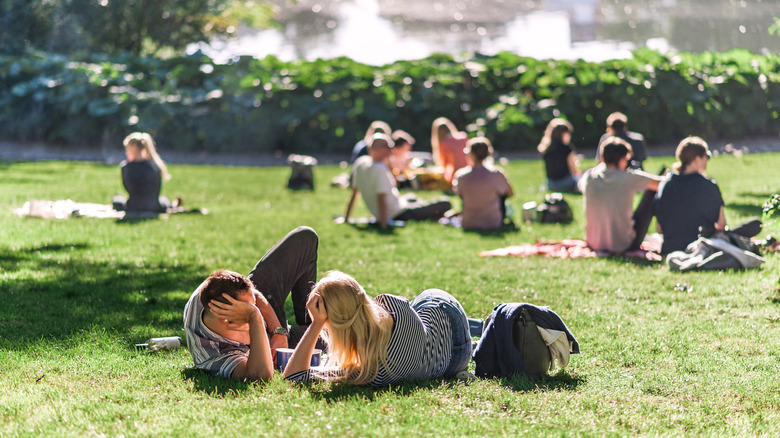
[431,117,457,166]
[537,118,573,154]
[123,132,170,181]
[315,271,393,385]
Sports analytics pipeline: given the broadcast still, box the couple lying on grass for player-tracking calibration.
[183,226,471,385]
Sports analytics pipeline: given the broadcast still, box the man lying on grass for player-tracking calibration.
[183,227,318,380]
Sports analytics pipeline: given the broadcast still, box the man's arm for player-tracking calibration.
[208,294,274,381]
[376,193,389,229]
[254,291,288,359]
[344,189,359,222]
[716,206,726,231]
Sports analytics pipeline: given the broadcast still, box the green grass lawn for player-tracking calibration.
[1,153,778,437]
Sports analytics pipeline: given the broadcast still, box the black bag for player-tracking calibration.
[538,192,573,223]
[287,154,317,190]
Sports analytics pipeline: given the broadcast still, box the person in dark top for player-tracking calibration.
[538,118,581,192]
[655,136,726,254]
[596,112,647,169]
[113,132,172,213]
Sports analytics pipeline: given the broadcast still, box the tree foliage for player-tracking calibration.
[0,0,276,56]
[2,49,779,155]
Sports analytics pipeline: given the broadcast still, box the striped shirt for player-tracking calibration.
[286,294,453,386]
[183,284,248,378]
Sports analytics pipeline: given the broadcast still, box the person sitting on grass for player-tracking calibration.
[654,136,761,254]
[596,112,647,169]
[452,137,514,230]
[183,227,319,381]
[431,117,469,184]
[113,132,177,214]
[579,137,661,253]
[344,133,451,229]
[350,120,391,164]
[538,118,581,193]
[283,271,472,386]
[388,129,415,177]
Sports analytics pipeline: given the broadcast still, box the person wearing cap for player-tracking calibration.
[596,112,647,169]
[452,137,514,230]
[579,137,662,253]
[344,133,451,229]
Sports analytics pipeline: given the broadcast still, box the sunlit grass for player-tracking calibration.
[0,153,778,436]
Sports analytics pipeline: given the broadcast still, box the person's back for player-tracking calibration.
[543,141,574,181]
[654,172,723,253]
[122,160,164,212]
[580,163,653,252]
[440,133,469,183]
[454,165,510,230]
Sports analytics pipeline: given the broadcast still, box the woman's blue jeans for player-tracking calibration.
[411,288,472,377]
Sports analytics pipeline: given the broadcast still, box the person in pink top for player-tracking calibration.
[452,137,514,230]
[431,117,469,184]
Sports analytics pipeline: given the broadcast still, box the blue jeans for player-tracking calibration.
[547,174,580,193]
[411,288,472,377]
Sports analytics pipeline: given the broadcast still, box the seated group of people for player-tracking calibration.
[346,119,515,230]
[578,114,760,255]
[184,227,472,385]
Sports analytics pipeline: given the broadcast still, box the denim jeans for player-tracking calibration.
[547,174,580,193]
[411,288,472,377]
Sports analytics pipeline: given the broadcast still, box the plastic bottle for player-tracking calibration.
[135,336,181,352]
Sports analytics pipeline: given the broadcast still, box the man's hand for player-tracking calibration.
[208,294,260,329]
[269,333,289,367]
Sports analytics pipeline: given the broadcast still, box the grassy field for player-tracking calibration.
[1,152,778,437]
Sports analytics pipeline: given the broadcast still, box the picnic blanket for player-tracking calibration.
[15,199,207,220]
[15,199,125,219]
[479,235,663,261]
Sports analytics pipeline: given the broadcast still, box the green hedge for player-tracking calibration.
[1,49,779,155]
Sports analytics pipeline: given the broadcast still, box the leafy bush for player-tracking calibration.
[1,49,779,155]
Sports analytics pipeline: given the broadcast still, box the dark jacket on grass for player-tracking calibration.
[473,303,579,378]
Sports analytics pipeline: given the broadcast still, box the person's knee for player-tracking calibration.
[289,226,319,245]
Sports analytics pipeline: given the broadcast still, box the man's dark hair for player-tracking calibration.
[601,137,633,166]
[391,130,415,148]
[606,112,628,133]
[199,269,254,307]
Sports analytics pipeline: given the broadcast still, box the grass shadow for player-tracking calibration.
[726,202,764,217]
[0,243,206,346]
[604,255,664,268]
[302,376,471,403]
[464,224,521,238]
[499,369,586,392]
[737,192,776,200]
[180,368,254,396]
[347,223,400,235]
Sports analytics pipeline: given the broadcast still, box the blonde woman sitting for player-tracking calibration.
[113,132,175,213]
[283,271,472,386]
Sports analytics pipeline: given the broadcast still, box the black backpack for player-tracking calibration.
[538,192,573,224]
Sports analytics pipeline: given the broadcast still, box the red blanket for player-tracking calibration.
[479,238,663,261]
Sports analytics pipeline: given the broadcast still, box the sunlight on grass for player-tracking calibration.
[0,154,778,436]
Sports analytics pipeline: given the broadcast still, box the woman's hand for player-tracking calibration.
[208,293,260,328]
[306,292,328,325]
